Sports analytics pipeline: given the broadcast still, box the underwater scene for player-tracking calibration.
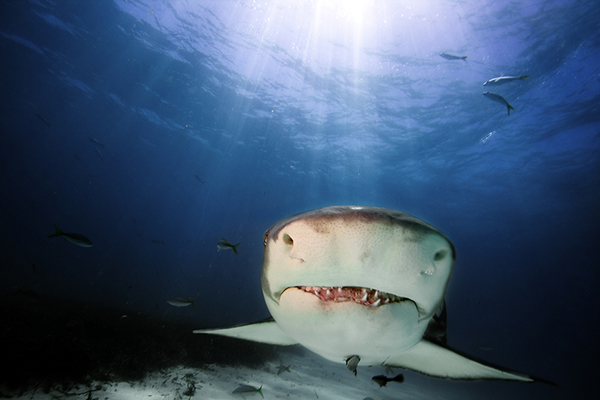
[1,0,599,399]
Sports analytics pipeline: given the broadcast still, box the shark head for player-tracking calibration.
[260,206,455,364]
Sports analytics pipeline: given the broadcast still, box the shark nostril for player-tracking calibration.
[434,249,448,262]
[283,233,293,246]
[421,249,450,276]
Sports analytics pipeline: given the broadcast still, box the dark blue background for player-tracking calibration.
[1,1,598,398]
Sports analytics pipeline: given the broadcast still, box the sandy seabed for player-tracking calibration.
[7,349,434,400]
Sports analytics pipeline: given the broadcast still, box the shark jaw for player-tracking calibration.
[295,286,406,307]
[272,284,424,365]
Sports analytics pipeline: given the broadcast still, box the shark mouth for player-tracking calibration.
[298,286,405,307]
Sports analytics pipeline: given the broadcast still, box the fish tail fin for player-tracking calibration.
[508,104,515,116]
[393,373,405,383]
[47,224,62,238]
[257,385,264,399]
[462,56,468,63]
[233,242,241,255]
[521,75,530,80]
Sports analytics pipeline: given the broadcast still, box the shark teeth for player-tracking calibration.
[298,286,404,307]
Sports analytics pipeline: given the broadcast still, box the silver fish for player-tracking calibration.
[439,52,467,62]
[217,238,240,255]
[483,92,515,116]
[47,225,93,247]
[167,294,198,307]
[232,384,263,398]
[483,75,530,86]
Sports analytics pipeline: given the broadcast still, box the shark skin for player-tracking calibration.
[195,206,547,383]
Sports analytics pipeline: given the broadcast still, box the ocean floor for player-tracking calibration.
[6,351,426,400]
[0,290,557,400]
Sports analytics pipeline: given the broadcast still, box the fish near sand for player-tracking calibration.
[47,225,93,247]
[217,238,240,255]
[372,373,405,387]
[232,384,263,398]
[439,52,467,62]
[195,206,554,384]
[483,92,515,116]
[483,75,530,86]
[276,364,291,375]
[346,355,360,376]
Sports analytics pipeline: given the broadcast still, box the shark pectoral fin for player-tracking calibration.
[193,319,299,346]
[385,340,534,382]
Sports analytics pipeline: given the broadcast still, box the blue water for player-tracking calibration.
[1,0,599,398]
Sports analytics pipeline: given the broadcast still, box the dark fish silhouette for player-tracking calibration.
[440,52,467,62]
[47,225,92,247]
[217,238,240,255]
[372,373,404,387]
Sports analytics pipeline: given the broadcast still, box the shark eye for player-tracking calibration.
[283,233,293,246]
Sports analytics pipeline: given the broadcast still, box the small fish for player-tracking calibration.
[483,75,530,86]
[36,113,51,126]
[140,138,157,147]
[47,225,93,247]
[89,138,105,148]
[439,52,467,62]
[346,355,360,376]
[483,92,515,116]
[195,175,205,184]
[217,238,241,255]
[95,146,103,159]
[372,373,405,387]
[167,294,199,307]
[232,384,263,398]
[277,364,291,375]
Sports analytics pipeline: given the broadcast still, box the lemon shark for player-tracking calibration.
[195,206,547,382]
